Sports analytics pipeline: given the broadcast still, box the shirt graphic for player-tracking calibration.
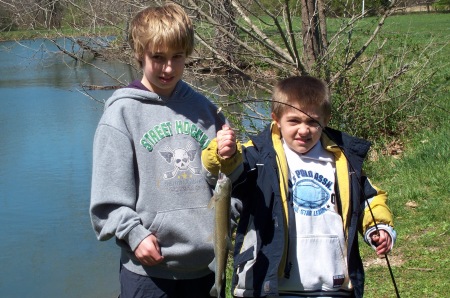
[141,120,211,152]
[159,143,201,179]
[291,170,334,216]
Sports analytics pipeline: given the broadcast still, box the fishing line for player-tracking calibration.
[218,98,401,298]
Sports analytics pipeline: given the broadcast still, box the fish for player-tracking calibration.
[208,171,232,298]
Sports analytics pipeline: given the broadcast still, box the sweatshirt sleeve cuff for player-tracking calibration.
[364,223,397,251]
[124,224,152,251]
[201,138,243,177]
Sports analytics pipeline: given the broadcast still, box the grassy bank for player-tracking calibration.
[359,13,449,298]
[362,118,449,297]
[0,26,120,42]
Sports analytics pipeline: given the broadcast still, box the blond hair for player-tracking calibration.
[271,76,331,120]
[129,2,194,67]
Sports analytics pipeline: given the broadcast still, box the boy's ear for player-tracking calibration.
[324,115,331,127]
[135,52,142,63]
[271,112,280,128]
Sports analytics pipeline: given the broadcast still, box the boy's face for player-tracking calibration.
[272,104,329,155]
[141,47,186,97]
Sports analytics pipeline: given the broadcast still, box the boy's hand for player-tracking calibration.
[134,234,164,266]
[370,230,392,256]
[217,124,236,159]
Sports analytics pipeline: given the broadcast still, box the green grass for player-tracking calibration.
[361,116,450,297]
[356,13,450,298]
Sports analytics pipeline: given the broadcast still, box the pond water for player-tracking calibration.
[0,38,131,298]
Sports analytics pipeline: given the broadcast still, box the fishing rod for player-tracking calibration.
[218,98,401,298]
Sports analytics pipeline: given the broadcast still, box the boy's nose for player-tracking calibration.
[297,123,310,135]
[163,61,173,72]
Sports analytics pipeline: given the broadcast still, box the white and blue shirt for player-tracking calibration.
[277,140,352,297]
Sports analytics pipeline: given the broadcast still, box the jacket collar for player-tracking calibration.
[321,127,371,174]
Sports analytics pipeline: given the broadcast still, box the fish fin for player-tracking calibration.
[210,283,224,298]
[208,258,220,297]
[209,285,222,298]
[208,257,216,271]
[209,285,218,297]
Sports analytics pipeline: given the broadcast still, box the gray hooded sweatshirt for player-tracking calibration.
[90,80,225,279]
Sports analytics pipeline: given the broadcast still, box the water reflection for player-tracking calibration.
[0,38,138,89]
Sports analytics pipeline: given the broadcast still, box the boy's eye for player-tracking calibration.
[150,54,184,60]
[306,120,318,126]
[286,118,320,128]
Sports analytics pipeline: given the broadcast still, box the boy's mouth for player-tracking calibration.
[159,76,174,83]
[296,137,311,144]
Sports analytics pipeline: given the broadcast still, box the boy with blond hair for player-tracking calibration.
[90,3,227,297]
[202,76,396,297]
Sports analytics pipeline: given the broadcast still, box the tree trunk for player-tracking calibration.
[36,0,63,29]
[213,0,237,67]
[301,0,328,75]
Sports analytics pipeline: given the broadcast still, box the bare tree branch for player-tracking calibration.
[330,0,397,83]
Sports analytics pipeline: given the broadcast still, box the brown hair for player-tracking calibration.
[271,76,331,120]
[129,2,194,67]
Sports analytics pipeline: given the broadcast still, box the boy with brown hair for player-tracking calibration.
[202,75,396,297]
[90,2,227,297]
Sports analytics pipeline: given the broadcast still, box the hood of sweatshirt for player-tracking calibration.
[104,80,194,109]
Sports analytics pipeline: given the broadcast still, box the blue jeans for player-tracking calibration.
[119,265,218,298]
